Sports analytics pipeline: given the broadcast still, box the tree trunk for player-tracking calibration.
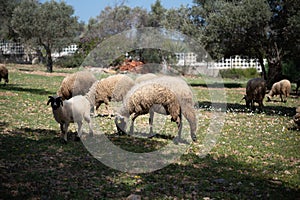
[266,42,283,89]
[267,60,283,88]
[44,45,53,72]
[258,55,267,80]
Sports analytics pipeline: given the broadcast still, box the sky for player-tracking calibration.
[40,0,195,23]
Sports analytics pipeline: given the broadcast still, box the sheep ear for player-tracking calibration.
[58,97,63,107]
[47,96,54,105]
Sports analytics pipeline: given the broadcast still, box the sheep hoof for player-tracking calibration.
[117,130,126,136]
[192,136,197,142]
[173,136,183,144]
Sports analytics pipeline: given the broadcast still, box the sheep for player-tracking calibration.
[0,65,9,85]
[138,76,197,141]
[134,73,158,84]
[57,71,97,100]
[293,106,300,127]
[115,82,185,141]
[47,95,94,143]
[266,79,291,102]
[86,74,135,115]
[242,78,266,111]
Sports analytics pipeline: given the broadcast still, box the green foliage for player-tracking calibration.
[219,68,259,79]
[84,5,148,40]
[11,0,80,72]
[0,0,20,39]
[54,53,84,68]
[282,60,300,81]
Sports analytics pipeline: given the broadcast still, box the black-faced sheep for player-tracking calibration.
[115,83,184,141]
[0,65,9,85]
[57,71,97,100]
[266,79,291,102]
[86,74,135,115]
[243,78,266,111]
[47,95,93,143]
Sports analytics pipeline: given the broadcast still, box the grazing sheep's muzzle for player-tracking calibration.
[115,116,127,134]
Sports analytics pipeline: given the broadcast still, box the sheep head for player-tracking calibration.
[47,96,63,110]
[114,107,130,134]
[114,115,128,134]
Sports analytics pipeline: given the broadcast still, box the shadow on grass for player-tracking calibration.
[197,101,296,117]
[0,121,9,131]
[0,84,52,95]
[141,153,299,199]
[190,82,243,88]
[1,126,299,199]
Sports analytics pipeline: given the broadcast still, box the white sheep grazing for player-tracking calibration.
[86,74,135,116]
[47,95,93,143]
[57,71,97,100]
[267,79,291,102]
[128,76,197,141]
[115,82,195,142]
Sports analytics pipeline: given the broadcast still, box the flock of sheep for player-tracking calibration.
[47,71,197,143]
[243,77,300,126]
[47,70,300,144]
[0,64,299,143]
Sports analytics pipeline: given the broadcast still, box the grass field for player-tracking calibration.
[0,64,299,199]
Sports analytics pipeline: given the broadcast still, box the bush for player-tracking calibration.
[54,53,84,68]
[282,60,300,81]
[220,68,259,79]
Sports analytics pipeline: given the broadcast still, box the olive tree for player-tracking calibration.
[11,0,79,72]
[193,0,300,87]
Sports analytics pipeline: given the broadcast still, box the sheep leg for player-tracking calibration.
[173,116,183,144]
[280,94,285,102]
[182,107,197,142]
[84,114,94,136]
[61,123,69,143]
[130,113,139,135]
[250,100,255,111]
[104,101,113,118]
[77,121,83,138]
[177,116,182,139]
[258,100,264,112]
[149,110,155,136]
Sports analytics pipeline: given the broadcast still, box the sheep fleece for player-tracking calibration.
[125,83,181,122]
[269,79,291,97]
[57,71,97,100]
[92,74,134,105]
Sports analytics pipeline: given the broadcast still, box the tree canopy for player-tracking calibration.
[192,0,300,86]
[1,0,299,80]
[11,0,80,72]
